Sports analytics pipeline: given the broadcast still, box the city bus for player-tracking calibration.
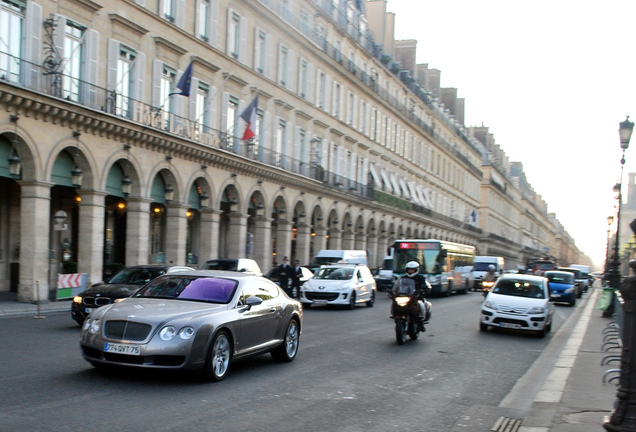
[392,239,476,296]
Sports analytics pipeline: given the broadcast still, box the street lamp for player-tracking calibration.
[606,117,634,291]
[605,215,614,275]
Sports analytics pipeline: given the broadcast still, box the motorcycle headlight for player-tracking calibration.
[483,281,495,288]
[527,307,545,314]
[395,296,410,307]
[159,325,177,341]
[483,301,498,311]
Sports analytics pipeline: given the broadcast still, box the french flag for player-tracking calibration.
[240,95,259,140]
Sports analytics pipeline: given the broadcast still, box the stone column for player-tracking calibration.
[165,203,189,265]
[276,219,293,262]
[228,212,249,258]
[367,233,379,267]
[18,181,52,303]
[296,223,311,265]
[199,208,221,266]
[313,226,327,255]
[342,229,355,249]
[328,228,341,250]
[77,190,107,286]
[254,216,272,272]
[125,197,152,266]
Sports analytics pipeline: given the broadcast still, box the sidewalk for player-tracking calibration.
[518,286,618,431]
[0,291,71,318]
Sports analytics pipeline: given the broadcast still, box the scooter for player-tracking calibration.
[388,278,430,345]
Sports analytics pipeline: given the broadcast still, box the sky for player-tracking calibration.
[385,0,636,268]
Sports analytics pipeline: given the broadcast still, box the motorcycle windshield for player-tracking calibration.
[395,278,416,296]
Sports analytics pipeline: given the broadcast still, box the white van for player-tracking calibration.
[312,250,368,267]
[569,264,591,292]
[472,256,505,290]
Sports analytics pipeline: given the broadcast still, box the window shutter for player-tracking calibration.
[24,2,42,88]
[152,59,163,108]
[239,16,248,64]
[85,29,99,109]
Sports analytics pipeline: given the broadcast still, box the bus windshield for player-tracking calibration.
[393,241,442,274]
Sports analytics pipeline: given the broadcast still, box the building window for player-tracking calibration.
[62,21,85,102]
[226,95,239,150]
[255,29,266,74]
[0,0,23,83]
[275,118,287,167]
[278,44,288,87]
[195,82,210,137]
[228,11,240,58]
[160,65,177,130]
[299,59,308,98]
[198,0,210,41]
[115,46,136,117]
[346,91,354,125]
[317,71,326,109]
[163,0,176,22]
[333,82,341,119]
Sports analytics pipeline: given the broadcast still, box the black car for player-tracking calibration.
[71,265,193,325]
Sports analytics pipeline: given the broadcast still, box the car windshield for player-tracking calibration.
[492,279,546,299]
[134,276,238,304]
[474,263,494,271]
[202,260,237,271]
[546,273,574,284]
[109,268,164,285]
[315,267,354,280]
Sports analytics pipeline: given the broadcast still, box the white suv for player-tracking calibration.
[300,263,376,309]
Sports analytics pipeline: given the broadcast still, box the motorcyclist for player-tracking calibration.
[483,265,497,283]
[394,261,431,332]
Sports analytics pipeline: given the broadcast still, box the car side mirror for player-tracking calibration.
[241,295,263,311]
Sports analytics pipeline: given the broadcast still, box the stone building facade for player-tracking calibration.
[0,0,582,303]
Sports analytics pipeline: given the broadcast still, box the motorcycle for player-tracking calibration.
[388,278,431,345]
[481,280,496,298]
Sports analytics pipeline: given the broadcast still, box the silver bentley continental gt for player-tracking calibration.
[79,270,302,381]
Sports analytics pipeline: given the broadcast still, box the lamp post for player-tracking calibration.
[607,117,634,292]
[606,215,615,276]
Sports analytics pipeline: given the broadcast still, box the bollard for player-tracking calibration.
[33,280,45,320]
[604,260,636,431]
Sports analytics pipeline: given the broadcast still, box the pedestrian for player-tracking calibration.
[290,259,303,298]
[278,257,293,296]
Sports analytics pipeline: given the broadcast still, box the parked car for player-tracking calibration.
[300,263,376,309]
[71,264,194,325]
[544,270,577,306]
[79,270,302,381]
[480,274,554,337]
[557,267,585,298]
[200,258,263,276]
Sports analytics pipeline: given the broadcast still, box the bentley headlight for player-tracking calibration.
[159,326,177,341]
[88,319,101,334]
[428,275,440,285]
[527,307,545,314]
[179,327,195,340]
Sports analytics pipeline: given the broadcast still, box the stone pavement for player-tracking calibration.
[450,285,620,432]
[0,286,624,431]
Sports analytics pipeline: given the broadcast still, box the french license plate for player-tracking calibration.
[500,322,521,329]
[313,300,328,306]
[104,342,141,356]
[552,294,561,298]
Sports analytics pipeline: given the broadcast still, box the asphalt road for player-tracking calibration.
[0,290,576,432]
